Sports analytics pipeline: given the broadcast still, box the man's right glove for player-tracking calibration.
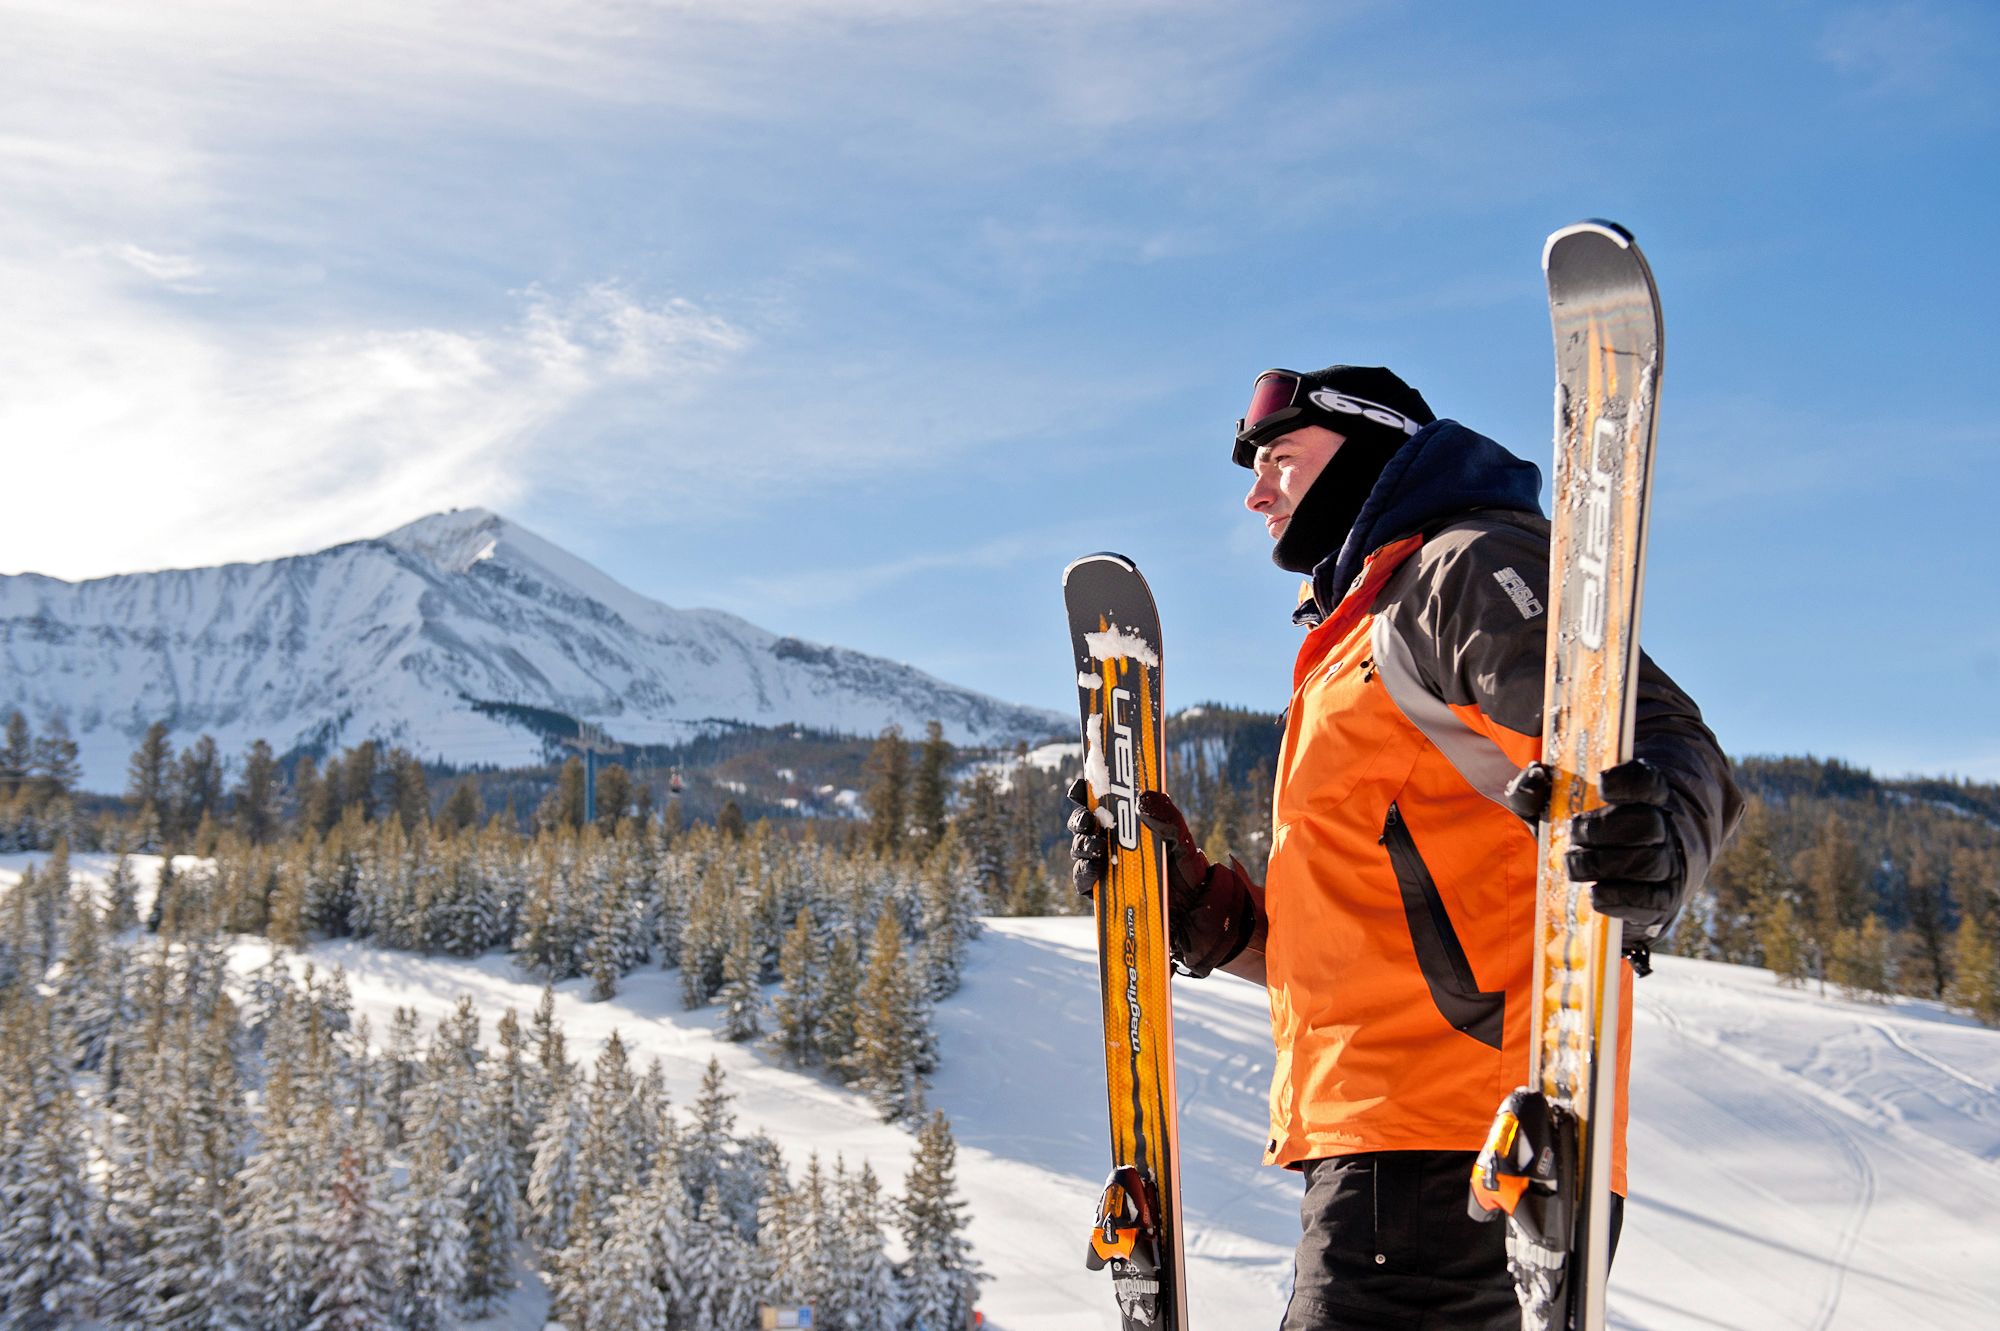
[1066,778,1257,978]
[1502,758,1688,942]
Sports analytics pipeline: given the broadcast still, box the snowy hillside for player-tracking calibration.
[0,509,1065,790]
[8,854,1999,1330]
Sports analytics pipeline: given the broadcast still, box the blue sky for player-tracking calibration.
[3,0,1996,778]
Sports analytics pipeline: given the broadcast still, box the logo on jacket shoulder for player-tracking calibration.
[1493,567,1545,620]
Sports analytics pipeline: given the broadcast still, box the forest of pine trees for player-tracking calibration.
[0,861,982,1328]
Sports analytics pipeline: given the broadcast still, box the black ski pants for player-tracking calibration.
[1279,1150,1623,1331]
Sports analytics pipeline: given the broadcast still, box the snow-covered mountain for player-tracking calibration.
[0,509,1065,790]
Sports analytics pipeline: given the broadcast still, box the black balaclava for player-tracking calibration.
[1236,364,1437,575]
[1271,430,1406,574]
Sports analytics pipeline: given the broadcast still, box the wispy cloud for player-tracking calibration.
[1818,1,1997,106]
[722,524,1096,611]
[0,264,748,578]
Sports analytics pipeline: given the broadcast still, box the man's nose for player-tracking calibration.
[1245,472,1275,512]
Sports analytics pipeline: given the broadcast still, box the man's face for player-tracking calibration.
[1243,424,1345,541]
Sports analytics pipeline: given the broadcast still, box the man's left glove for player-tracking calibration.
[1502,758,1688,942]
[1065,778,1257,978]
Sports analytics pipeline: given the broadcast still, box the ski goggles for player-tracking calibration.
[1233,370,1426,467]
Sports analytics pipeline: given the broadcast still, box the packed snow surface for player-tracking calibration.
[9,855,2000,1329]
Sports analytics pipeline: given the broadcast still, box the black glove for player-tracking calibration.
[1502,758,1687,942]
[1065,779,1256,978]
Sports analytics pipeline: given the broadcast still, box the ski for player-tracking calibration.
[1062,552,1189,1331]
[1472,220,1663,1330]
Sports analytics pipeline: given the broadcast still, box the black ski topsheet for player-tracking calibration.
[1062,553,1188,1331]
[1522,219,1663,1331]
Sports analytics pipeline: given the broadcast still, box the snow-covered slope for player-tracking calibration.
[11,854,1998,1329]
[0,510,1064,789]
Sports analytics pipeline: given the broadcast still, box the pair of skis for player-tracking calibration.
[1062,220,1663,1331]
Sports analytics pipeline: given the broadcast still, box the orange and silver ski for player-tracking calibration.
[1063,552,1188,1331]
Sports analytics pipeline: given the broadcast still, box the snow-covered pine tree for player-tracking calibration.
[527,1081,585,1252]
[720,909,765,1041]
[577,1191,669,1331]
[680,1056,736,1214]
[852,910,924,1120]
[233,1061,324,1328]
[380,1005,422,1150]
[819,927,862,1074]
[771,905,823,1066]
[897,1111,981,1331]
[0,1073,101,1326]
[680,1190,754,1331]
[917,831,983,1000]
[488,1006,540,1190]
[395,1126,468,1331]
[105,853,141,934]
[459,1075,521,1314]
[304,1144,394,1331]
[834,1161,902,1331]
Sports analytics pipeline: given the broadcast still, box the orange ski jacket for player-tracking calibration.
[1258,421,1741,1195]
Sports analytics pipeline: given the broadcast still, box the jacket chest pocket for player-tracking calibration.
[1380,802,1504,1050]
[1275,642,1413,827]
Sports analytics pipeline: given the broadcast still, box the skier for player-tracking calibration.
[1069,364,1742,1330]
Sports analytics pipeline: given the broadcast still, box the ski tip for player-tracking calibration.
[1062,551,1139,584]
[1542,219,1635,271]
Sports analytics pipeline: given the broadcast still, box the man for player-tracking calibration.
[1069,364,1742,1330]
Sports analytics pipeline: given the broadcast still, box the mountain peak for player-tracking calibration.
[374,507,509,574]
[0,509,1065,789]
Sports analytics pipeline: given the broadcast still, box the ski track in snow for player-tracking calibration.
[7,857,2000,1329]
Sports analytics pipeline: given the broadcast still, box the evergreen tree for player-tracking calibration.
[680,1192,753,1331]
[172,736,225,845]
[716,798,748,840]
[1945,914,2000,1025]
[293,756,332,839]
[438,778,483,834]
[852,910,928,1120]
[595,763,634,828]
[720,909,765,1042]
[527,1083,585,1252]
[30,716,81,803]
[1900,846,1952,999]
[897,1111,981,1331]
[305,1145,393,1331]
[0,710,31,799]
[233,739,286,844]
[680,1057,736,1213]
[128,721,175,842]
[459,1084,521,1314]
[541,757,588,832]
[234,1063,322,1328]
[0,1080,101,1326]
[1830,916,1893,1001]
[395,1129,468,1331]
[910,721,951,848]
[1795,812,1871,946]
[578,1192,669,1331]
[385,749,431,833]
[772,906,824,1065]
[918,833,982,999]
[865,726,910,857]
[1761,894,1810,987]
[340,741,381,822]
[834,1161,901,1331]
[819,929,863,1072]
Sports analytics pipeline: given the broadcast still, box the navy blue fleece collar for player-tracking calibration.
[1310,419,1545,614]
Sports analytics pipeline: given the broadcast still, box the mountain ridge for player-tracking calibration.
[0,508,1065,791]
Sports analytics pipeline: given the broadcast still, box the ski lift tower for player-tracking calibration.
[560,721,621,824]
